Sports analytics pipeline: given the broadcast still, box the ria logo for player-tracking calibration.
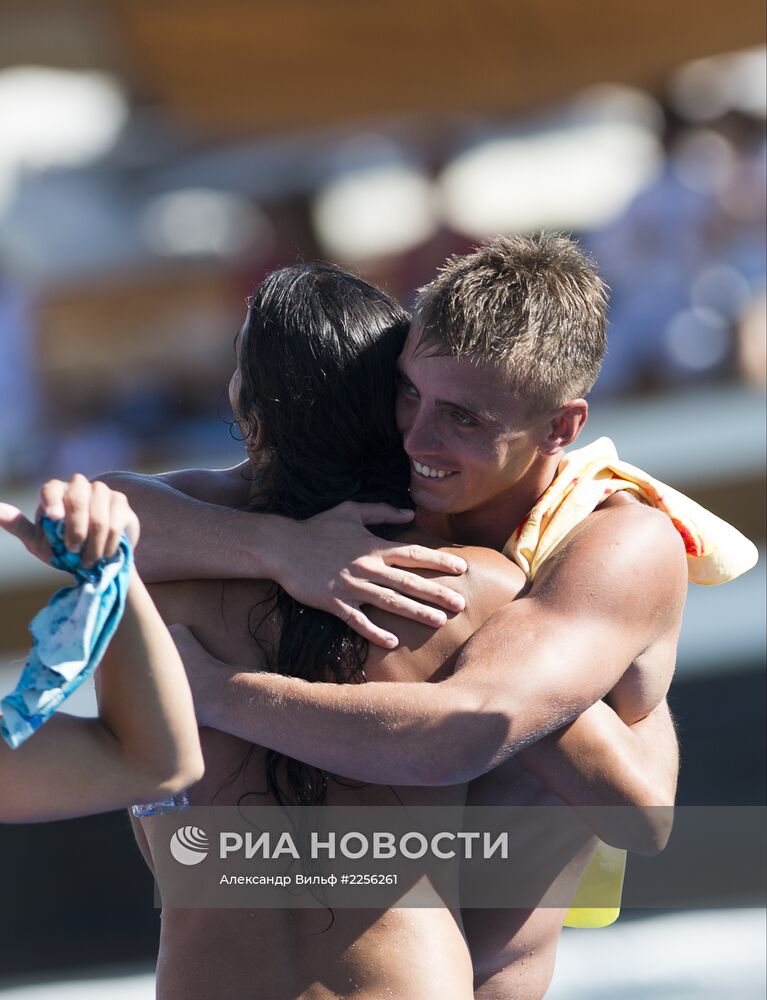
[170,826,210,865]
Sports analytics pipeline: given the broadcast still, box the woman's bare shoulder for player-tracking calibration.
[399,527,526,603]
[375,527,527,642]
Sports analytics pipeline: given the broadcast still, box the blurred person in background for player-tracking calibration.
[90,244,694,1000]
[587,107,766,396]
[0,477,203,822]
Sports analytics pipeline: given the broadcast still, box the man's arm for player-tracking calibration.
[179,505,688,786]
[89,470,468,648]
[519,699,678,855]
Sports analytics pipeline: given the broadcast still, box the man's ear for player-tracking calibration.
[539,399,588,456]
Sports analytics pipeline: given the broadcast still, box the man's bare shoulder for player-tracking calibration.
[533,497,688,628]
[578,496,686,574]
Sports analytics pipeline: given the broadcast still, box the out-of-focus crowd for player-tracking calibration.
[0,90,764,488]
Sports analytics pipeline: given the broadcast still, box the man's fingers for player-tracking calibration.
[355,503,416,526]
[62,474,92,553]
[381,542,468,576]
[368,567,466,613]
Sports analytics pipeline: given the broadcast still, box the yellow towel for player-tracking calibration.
[505,437,758,587]
[502,437,758,928]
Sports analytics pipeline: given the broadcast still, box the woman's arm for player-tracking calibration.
[90,470,467,647]
[0,477,203,823]
[94,463,466,649]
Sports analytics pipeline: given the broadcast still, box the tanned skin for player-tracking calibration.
[133,536,525,1000]
[0,478,203,823]
[88,326,685,999]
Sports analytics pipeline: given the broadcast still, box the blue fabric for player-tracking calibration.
[0,516,133,749]
[131,791,189,817]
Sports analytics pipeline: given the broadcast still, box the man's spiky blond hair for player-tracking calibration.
[414,233,608,413]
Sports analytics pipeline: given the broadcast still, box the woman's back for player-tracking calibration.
[137,529,525,1000]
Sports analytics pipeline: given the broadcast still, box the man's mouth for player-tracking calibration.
[411,459,459,481]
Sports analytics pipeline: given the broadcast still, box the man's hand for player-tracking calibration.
[168,623,236,727]
[269,502,468,649]
[0,474,140,567]
[176,502,688,789]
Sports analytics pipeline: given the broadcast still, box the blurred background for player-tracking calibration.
[0,1,764,996]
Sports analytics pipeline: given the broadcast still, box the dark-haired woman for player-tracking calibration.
[131,264,529,1000]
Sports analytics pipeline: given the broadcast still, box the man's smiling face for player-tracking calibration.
[395,325,548,517]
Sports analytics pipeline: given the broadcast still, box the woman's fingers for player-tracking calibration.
[80,481,111,567]
[354,502,416,526]
[32,476,141,565]
[62,474,93,553]
[104,490,133,558]
[326,572,465,649]
[0,503,51,561]
[354,583,448,628]
[0,503,34,545]
[328,599,399,649]
[367,565,466,613]
[37,479,67,521]
[381,541,467,576]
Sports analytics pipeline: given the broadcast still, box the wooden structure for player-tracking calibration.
[0,1,763,136]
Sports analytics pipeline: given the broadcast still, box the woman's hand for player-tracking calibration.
[0,474,140,567]
[269,502,468,649]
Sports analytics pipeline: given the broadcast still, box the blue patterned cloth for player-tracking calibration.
[0,516,133,749]
[131,791,190,817]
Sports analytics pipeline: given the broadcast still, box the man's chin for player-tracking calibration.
[409,479,461,514]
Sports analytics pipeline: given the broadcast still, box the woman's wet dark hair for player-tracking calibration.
[236,263,411,807]
[239,263,411,519]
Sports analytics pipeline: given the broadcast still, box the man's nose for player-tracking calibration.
[402,408,441,457]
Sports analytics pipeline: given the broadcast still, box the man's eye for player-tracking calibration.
[398,378,418,397]
[452,410,476,427]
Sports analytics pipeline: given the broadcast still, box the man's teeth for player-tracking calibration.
[413,460,454,479]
